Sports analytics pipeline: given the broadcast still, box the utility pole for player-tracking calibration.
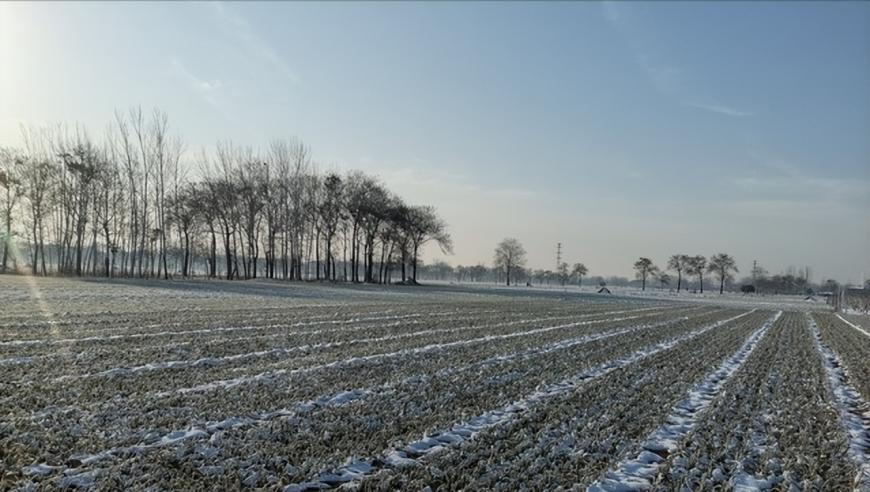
[556,242,562,271]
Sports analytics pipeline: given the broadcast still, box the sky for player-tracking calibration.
[1,1,868,284]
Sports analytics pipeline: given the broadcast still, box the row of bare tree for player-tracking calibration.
[633,254,738,294]
[0,108,452,283]
[491,238,588,287]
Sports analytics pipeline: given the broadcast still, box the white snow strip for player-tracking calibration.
[54,308,688,382]
[471,315,696,369]
[0,312,442,347]
[836,314,870,339]
[281,310,756,491]
[159,311,671,397]
[587,310,781,492]
[40,387,371,478]
[29,312,707,421]
[0,305,669,347]
[4,308,398,335]
[730,473,774,491]
[808,315,870,489]
[35,313,699,478]
[0,356,35,365]
[5,314,484,369]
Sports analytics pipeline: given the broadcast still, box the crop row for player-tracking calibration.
[322,311,772,490]
[4,308,727,489]
[2,307,694,421]
[639,312,857,490]
[809,315,870,489]
[0,302,660,352]
[813,313,870,401]
[0,305,672,383]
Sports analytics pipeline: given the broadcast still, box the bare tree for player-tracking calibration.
[494,238,526,286]
[708,253,738,294]
[59,142,100,276]
[92,147,124,277]
[111,110,141,276]
[5,109,453,285]
[343,171,370,283]
[405,205,452,283]
[205,143,242,279]
[0,148,25,273]
[667,254,689,293]
[319,173,344,281]
[129,107,153,277]
[686,255,707,293]
[633,257,658,291]
[236,152,265,279]
[19,127,56,275]
[169,183,201,277]
[21,159,53,275]
[657,271,671,289]
[750,260,767,292]
[571,262,588,287]
[360,182,390,283]
[557,262,569,286]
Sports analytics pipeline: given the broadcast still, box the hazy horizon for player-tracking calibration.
[2,1,868,283]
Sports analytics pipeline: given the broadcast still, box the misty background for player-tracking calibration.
[1,1,868,283]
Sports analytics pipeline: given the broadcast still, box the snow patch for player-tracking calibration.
[588,311,781,492]
[280,310,756,491]
[809,315,870,489]
[836,314,870,339]
[162,311,666,397]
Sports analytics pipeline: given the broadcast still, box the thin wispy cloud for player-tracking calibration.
[602,2,752,118]
[212,2,300,84]
[685,102,753,117]
[728,150,870,218]
[170,57,223,108]
[377,164,539,201]
[602,2,684,97]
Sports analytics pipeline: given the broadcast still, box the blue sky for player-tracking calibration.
[1,1,868,283]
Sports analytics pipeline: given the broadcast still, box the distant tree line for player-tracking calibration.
[0,108,452,283]
[630,254,738,294]
[417,236,843,297]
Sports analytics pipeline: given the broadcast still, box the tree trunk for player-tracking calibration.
[224,226,233,280]
[30,219,39,275]
[183,229,191,277]
[315,230,321,280]
[1,201,10,272]
[103,224,111,277]
[366,239,375,283]
[412,244,418,282]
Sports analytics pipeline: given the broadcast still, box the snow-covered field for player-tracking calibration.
[1,277,868,490]
[429,280,833,311]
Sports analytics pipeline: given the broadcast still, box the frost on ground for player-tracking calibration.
[809,315,870,490]
[837,313,870,338]
[587,311,781,491]
[0,277,864,490]
[280,311,755,490]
